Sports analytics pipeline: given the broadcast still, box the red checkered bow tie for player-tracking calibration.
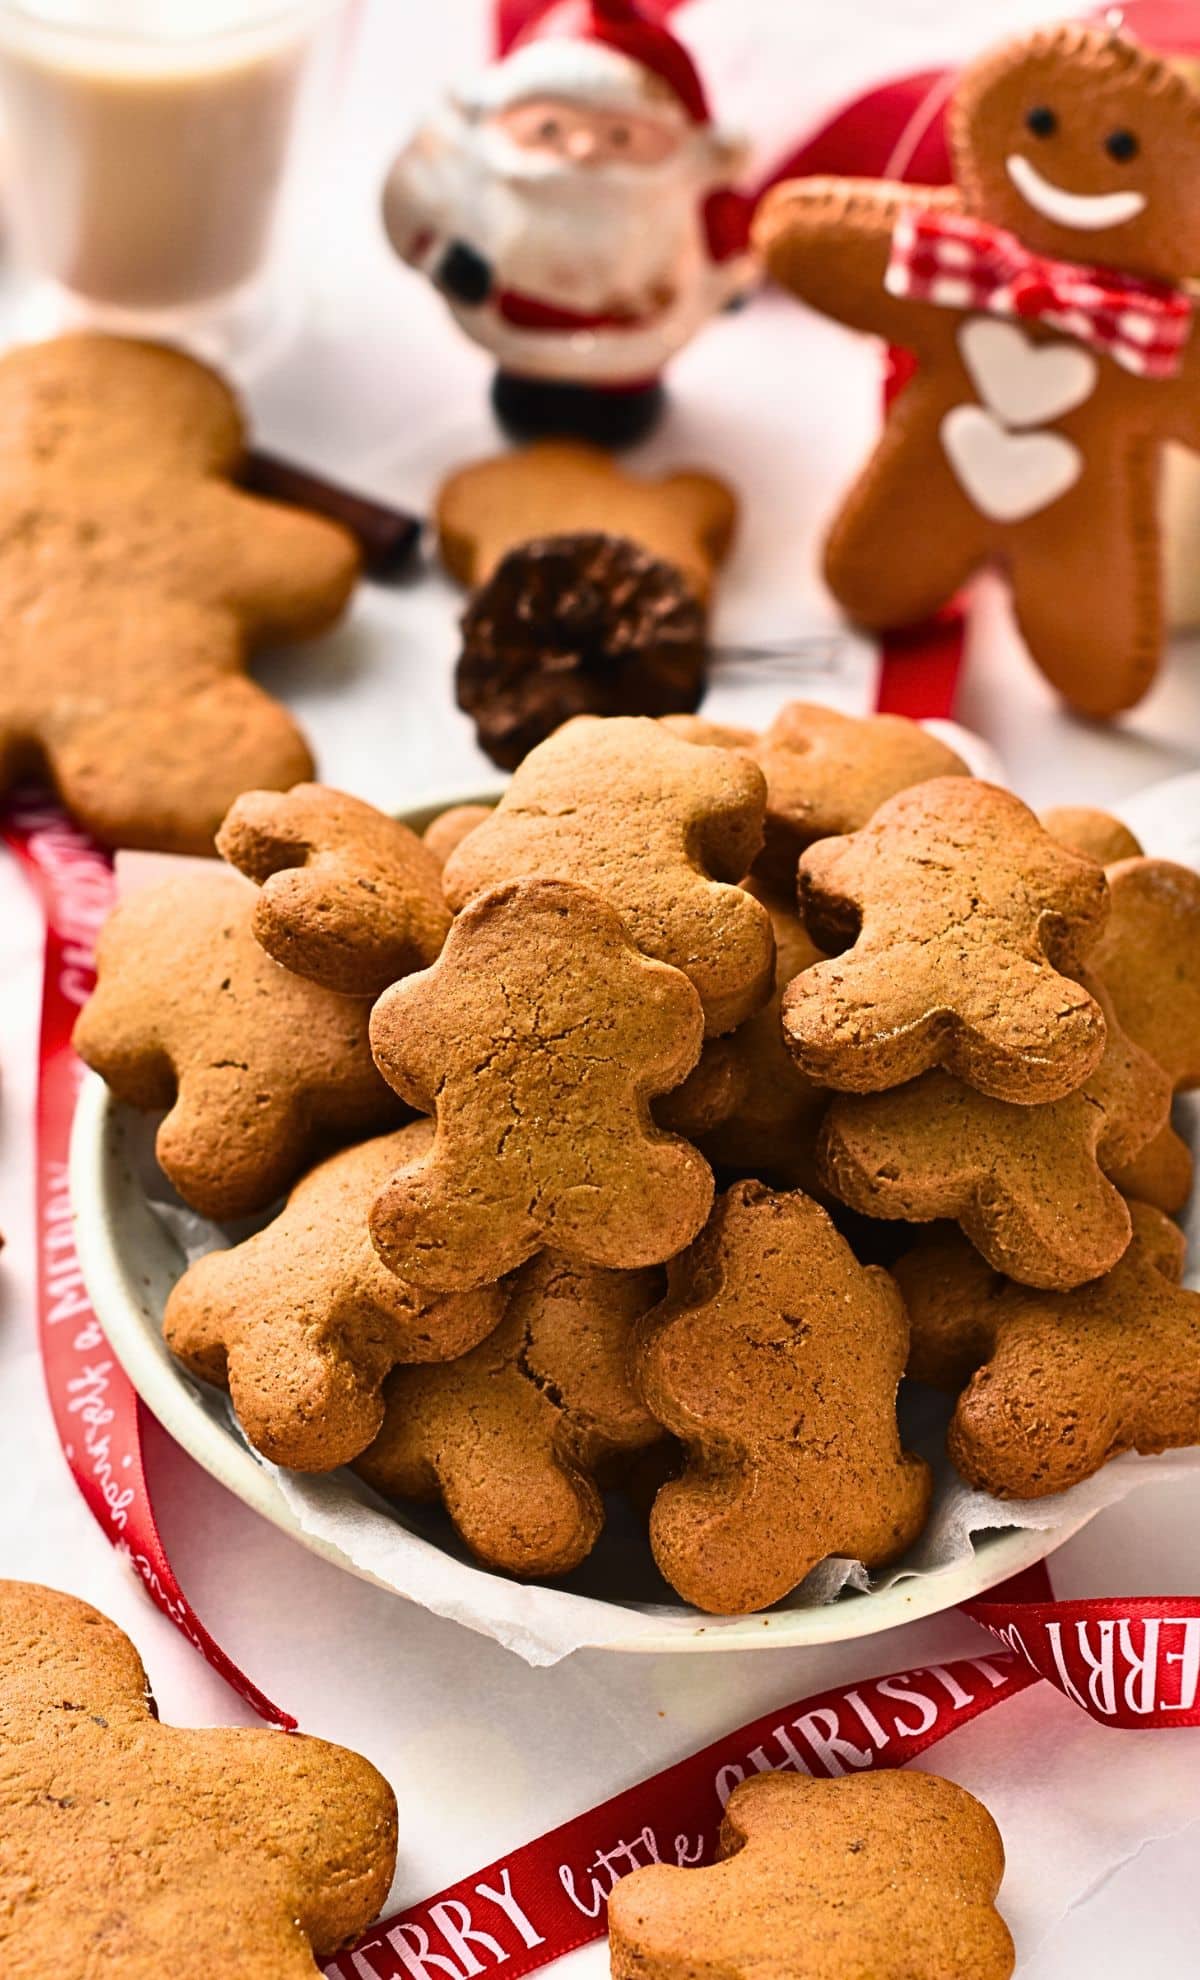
[885,207,1193,380]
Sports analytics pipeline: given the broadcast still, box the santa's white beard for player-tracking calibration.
[431,116,717,315]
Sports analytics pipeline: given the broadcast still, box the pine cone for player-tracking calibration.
[456,532,709,770]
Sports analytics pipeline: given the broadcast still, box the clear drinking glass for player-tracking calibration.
[0,0,356,370]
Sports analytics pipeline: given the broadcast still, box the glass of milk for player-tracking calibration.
[0,0,356,369]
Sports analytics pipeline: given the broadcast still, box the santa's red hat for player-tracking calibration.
[463,0,712,127]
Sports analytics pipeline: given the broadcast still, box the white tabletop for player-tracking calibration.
[1,2,1199,1973]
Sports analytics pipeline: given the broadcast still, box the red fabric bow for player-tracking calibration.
[886,207,1193,379]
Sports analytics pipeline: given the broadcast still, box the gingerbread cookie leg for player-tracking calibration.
[1005,450,1162,717]
[823,380,991,628]
[55,675,315,856]
[40,599,314,856]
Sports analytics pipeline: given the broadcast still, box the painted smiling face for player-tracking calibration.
[952,25,1200,281]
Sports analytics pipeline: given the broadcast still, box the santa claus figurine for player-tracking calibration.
[383,0,756,444]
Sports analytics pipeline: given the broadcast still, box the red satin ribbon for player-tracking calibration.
[2,791,294,1729]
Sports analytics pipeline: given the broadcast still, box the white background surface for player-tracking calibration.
[1,1,1200,1973]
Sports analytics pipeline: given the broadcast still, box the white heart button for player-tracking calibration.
[941,405,1083,522]
[958,318,1097,428]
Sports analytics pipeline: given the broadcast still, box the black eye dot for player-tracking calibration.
[1105,127,1139,162]
[1026,105,1058,138]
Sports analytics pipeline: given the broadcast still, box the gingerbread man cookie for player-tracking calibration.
[901,1204,1200,1498]
[653,1035,748,1141]
[635,1181,930,1614]
[785,778,1109,1102]
[819,979,1170,1289]
[1109,1120,1194,1216]
[1042,804,1143,866]
[751,701,970,889]
[756,26,1200,716]
[368,878,714,1289]
[697,881,827,1184]
[163,1123,505,1471]
[894,1223,1010,1393]
[436,441,737,599]
[422,803,494,870]
[1091,855,1200,1090]
[0,334,358,852]
[0,1580,396,1979]
[441,716,774,1035]
[609,1770,1013,1980]
[356,1251,664,1579]
[73,868,399,1219]
[217,784,451,997]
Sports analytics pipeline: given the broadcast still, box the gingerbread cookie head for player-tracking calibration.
[937,1202,1200,1499]
[435,442,737,599]
[0,331,244,483]
[357,1251,664,1579]
[368,877,714,1290]
[0,1580,397,1978]
[609,1770,1013,1980]
[952,25,1200,283]
[0,334,359,853]
[636,1181,930,1614]
[73,868,399,1219]
[217,783,451,997]
[442,716,774,1036]
[785,778,1110,1102]
[163,1123,505,1471]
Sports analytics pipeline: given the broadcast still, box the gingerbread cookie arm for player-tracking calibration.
[217,1726,400,1956]
[204,485,360,643]
[1160,328,1200,451]
[659,471,739,577]
[754,178,962,349]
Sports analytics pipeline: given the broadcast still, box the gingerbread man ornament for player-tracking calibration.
[757,25,1200,715]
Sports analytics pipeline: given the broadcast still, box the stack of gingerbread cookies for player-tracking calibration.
[74,707,1200,1616]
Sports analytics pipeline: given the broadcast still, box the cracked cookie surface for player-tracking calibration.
[368,876,714,1289]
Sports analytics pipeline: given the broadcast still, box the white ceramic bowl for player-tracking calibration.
[73,770,1189,1658]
